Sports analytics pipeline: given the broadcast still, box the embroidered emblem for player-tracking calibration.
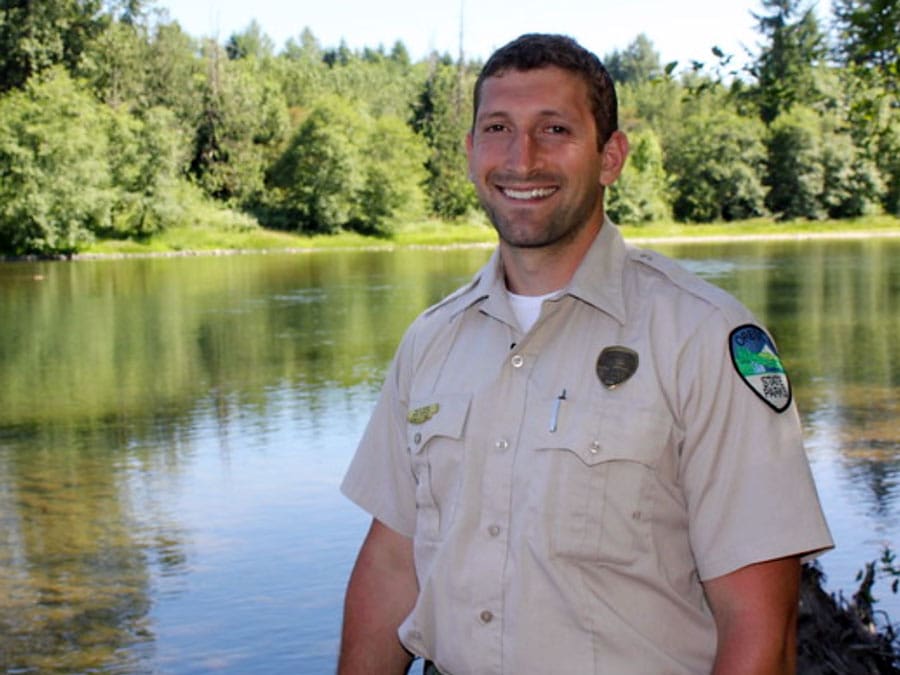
[407,403,439,425]
[729,324,792,413]
[596,346,639,389]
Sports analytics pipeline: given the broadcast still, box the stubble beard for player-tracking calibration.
[479,186,603,251]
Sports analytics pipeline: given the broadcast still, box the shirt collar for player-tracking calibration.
[452,217,629,326]
[564,217,628,325]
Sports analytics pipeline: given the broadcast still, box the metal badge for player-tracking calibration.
[407,403,439,425]
[596,346,639,389]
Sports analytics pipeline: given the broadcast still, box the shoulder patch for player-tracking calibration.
[729,324,792,413]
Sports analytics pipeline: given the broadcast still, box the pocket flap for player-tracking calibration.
[538,401,669,468]
[407,393,472,454]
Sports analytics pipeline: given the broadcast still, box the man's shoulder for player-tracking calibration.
[624,245,751,324]
[422,275,485,320]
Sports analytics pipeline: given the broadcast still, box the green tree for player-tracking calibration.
[142,21,204,127]
[603,34,663,84]
[607,128,671,224]
[878,122,900,214]
[278,27,328,107]
[0,0,107,92]
[765,106,825,219]
[324,46,423,118]
[750,0,827,122]
[353,115,428,235]
[190,41,288,205]
[410,60,477,218]
[106,105,190,235]
[832,0,899,214]
[0,68,114,254]
[833,0,899,81]
[266,96,367,233]
[266,96,428,235]
[225,19,274,61]
[617,77,684,156]
[819,120,884,218]
[77,16,148,108]
[668,106,768,222]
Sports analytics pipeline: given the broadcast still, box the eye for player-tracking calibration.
[546,125,569,134]
[484,123,507,133]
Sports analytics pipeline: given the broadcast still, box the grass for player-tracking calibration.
[77,213,900,257]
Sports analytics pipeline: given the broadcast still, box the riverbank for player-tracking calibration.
[3,214,895,262]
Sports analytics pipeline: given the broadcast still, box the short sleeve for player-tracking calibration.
[677,313,833,580]
[340,333,418,538]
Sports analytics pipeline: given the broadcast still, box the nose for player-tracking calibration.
[505,131,540,175]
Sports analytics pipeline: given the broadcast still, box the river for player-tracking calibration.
[0,236,897,673]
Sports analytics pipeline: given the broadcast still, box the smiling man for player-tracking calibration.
[338,34,833,675]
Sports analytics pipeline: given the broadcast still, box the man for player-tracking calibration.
[338,33,833,675]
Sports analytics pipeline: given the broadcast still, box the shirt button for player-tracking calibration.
[495,439,509,450]
[488,525,501,537]
[480,610,494,623]
[510,354,524,368]
[414,432,422,444]
[590,441,601,454]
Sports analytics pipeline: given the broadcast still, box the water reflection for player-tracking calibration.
[0,239,897,673]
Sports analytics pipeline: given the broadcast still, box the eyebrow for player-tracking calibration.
[476,108,573,123]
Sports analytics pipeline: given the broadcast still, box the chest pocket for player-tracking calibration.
[407,393,471,542]
[533,401,670,565]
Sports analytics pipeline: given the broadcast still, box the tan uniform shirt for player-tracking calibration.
[341,220,833,675]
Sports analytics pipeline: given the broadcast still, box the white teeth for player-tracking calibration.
[502,187,556,200]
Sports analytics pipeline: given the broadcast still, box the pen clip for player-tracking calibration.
[549,388,567,433]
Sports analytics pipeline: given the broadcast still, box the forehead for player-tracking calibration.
[476,66,591,117]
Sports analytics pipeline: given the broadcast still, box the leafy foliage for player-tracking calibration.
[410,61,478,218]
[607,128,671,224]
[266,96,427,235]
[0,2,897,254]
[669,106,768,222]
[0,68,114,254]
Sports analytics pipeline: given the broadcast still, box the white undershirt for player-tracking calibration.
[506,290,558,333]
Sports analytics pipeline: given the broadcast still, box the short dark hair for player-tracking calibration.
[473,33,618,148]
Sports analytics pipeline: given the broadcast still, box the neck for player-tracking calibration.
[500,219,602,296]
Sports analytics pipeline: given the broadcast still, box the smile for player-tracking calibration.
[500,186,558,200]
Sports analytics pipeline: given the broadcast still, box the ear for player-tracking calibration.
[599,130,629,187]
[465,131,475,181]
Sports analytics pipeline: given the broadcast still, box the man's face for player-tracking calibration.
[466,66,607,250]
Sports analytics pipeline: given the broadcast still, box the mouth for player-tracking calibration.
[498,186,558,201]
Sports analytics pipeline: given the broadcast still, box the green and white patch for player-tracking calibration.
[729,324,792,413]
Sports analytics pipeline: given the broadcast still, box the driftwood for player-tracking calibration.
[798,562,900,674]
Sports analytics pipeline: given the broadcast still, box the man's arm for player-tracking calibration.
[703,555,801,675]
[338,518,418,675]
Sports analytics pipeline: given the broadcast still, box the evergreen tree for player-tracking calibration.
[410,60,477,218]
[603,34,663,84]
[226,20,275,61]
[750,0,827,122]
[833,0,899,80]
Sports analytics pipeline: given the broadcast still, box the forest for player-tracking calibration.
[0,0,897,256]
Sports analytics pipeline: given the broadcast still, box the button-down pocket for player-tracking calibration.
[534,400,669,565]
[407,393,472,543]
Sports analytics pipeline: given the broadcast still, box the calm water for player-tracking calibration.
[0,237,898,673]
